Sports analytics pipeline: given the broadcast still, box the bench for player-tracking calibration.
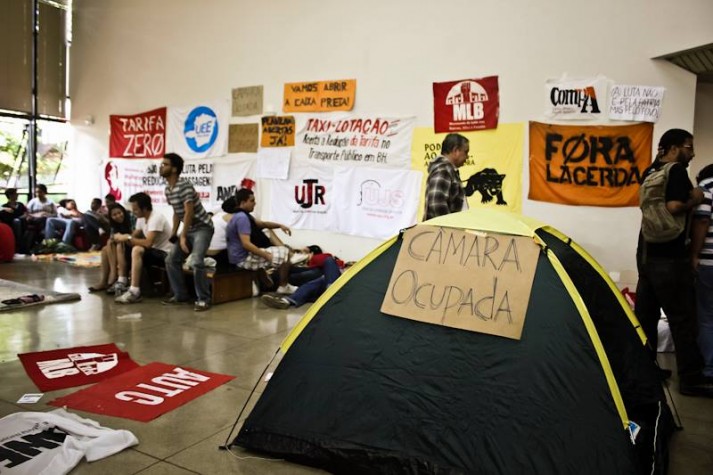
[149,265,255,305]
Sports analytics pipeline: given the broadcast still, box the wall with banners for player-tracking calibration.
[69,0,712,276]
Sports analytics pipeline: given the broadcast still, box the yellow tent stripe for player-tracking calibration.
[280,235,398,353]
[542,226,647,346]
[542,245,629,429]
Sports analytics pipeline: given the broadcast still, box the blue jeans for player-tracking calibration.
[287,257,341,307]
[44,217,79,245]
[697,265,713,378]
[166,225,214,303]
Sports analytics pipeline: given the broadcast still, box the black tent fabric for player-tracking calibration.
[234,223,671,474]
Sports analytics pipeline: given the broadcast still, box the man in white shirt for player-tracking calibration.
[114,192,172,304]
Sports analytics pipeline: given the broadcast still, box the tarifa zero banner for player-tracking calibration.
[528,121,653,207]
[433,76,499,133]
[294,114,416,169]
[411,123,524,215]
[109,107,166,158]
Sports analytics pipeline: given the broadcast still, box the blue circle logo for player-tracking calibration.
[184,106,219,153]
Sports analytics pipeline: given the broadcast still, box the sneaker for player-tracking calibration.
[252,281,260,297]
[107,282,127,296]
[261,294,291,309]
[276,283,298,295]
[194,300,211,312]
[290,252,310,265]
[161,296,190,306]
[679,377,713,398]
[115,290,142,304]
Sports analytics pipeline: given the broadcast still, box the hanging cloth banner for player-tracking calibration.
[332,166,423,240]
[212,157,256,205]
[283,79,356,112]
[432,76,499,133]
[294,114,416,169]
[544,75,608,120]
[109,107,166,158]
[102,159,214,206]
[411,123,524,215]
[268,165,333,231]
[166,100,229,159]
[528,121,653,207]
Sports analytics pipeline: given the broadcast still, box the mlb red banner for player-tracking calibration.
[110,107,167,158]
[18,344,140,392]
[48,363,235,422]
[433,76,499,133]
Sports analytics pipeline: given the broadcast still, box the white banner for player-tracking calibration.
[544,75,608,120]
[211,158,257,209]
[102,159,214,207]
[166,100,229,159]
[268,165,333,231]
[294,114,415,169]
[332,167,422,239]
[608,84,665,123]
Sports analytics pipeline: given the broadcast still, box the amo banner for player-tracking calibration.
[109,107,166,158]
[528,121,653,207]
[433,76,499,133]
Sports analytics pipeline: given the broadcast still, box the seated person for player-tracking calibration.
[44,198,83,245]
[83,198,110,251]
[262,255,342,309]
[1,188,27,253]
[227,188,296,294]
[114,192,173,304]
[88,203,133,293]
[25,184,56,246]
[206,196,238,272]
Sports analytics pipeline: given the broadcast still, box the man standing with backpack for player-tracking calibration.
[636,128,711,397]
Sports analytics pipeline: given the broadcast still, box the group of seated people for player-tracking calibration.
[1,184,119,254]
[80,186,345,310]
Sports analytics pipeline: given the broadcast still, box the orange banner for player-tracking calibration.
[283,79,356,112]
[261,115,295,147]
[529,121,653,207]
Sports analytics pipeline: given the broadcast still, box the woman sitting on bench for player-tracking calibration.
[88,203,133,294]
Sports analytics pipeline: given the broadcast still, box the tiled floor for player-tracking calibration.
[0,259,712,474]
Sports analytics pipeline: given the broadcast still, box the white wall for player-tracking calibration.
[693,82,713,181]
[68,0,713,276]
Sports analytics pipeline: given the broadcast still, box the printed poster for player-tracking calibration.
[609,85,665,123]
[268,165,333,231]
[528,121,653,207]
[232,85,263,116]
[411,123,524,216]
[284,79,356,112]
[544,75,608,120]
[166,100,229,159]
[18,344,140,392]
[295,114,416,169]
[332,166,423,239]
[109,107,166,158]
[433,76,499,133]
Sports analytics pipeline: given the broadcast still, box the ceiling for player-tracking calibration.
[655,43,713,84]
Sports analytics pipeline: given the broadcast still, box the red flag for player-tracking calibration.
[433,77,499,133]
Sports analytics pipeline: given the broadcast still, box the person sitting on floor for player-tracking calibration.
[44,198,83,246]
[83,198,110,251]
[88,203,133,294]
[227,188,296,295]
[114,192,173,304]
[261,255,342,309]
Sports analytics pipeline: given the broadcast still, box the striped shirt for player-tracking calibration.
[695,177,713,267]
[164,178,213,230]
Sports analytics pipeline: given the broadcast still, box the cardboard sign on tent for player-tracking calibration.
[232,209,674,474]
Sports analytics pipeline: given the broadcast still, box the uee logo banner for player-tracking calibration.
[433,76,499,133]
[18,343,140,391]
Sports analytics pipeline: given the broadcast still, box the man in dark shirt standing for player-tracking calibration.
[160,153,215,311]
[423,133,469,220]
[635,128,712,397]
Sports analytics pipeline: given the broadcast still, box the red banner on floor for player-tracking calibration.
[48,362,235,422]
[433,76,499,133]
[18,343,140,392]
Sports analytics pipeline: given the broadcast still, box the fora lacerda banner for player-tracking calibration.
[528,121,653,207]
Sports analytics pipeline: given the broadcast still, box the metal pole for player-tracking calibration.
[27,0,39,198]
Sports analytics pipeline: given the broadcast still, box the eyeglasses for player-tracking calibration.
[681,145,694,151]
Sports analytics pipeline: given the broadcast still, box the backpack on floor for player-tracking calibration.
[639,161,685,243]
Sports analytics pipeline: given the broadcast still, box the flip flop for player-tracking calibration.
[88,285,107,292]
